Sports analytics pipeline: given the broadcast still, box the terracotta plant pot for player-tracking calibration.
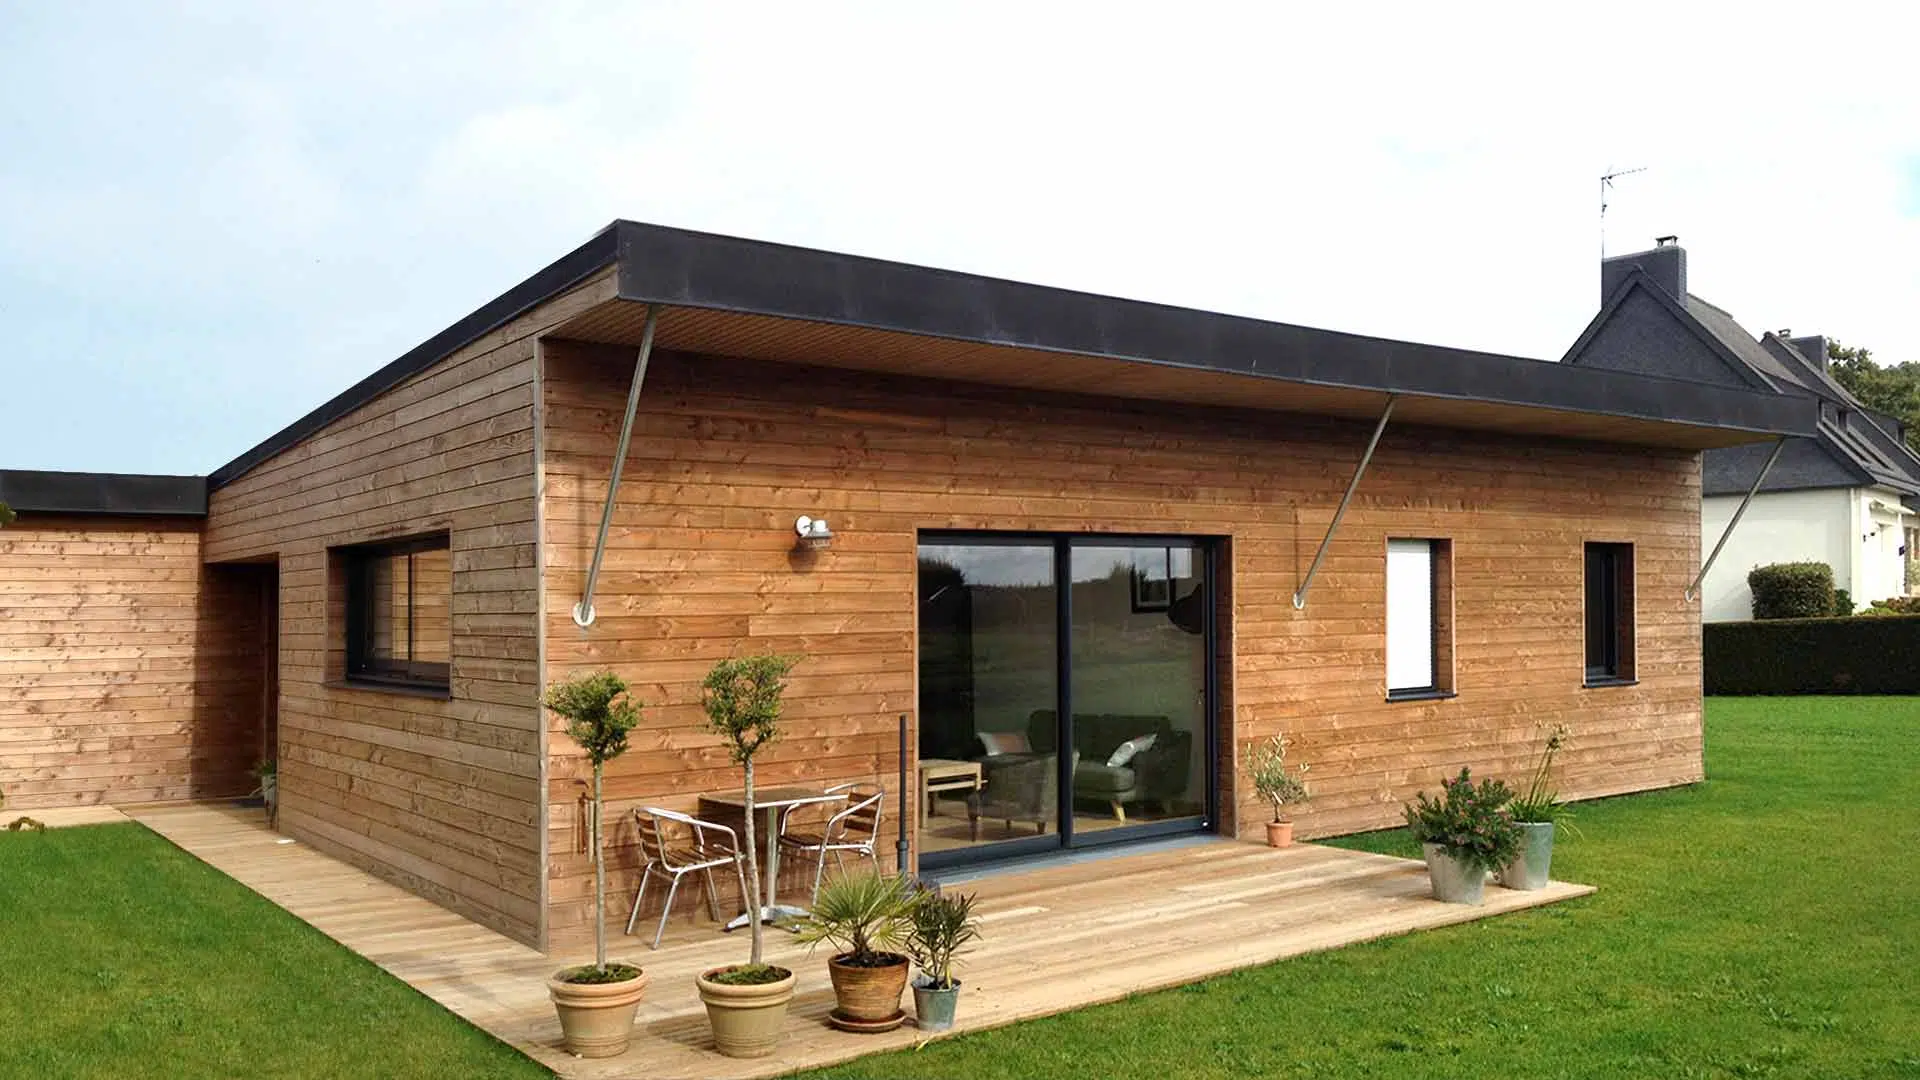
[696,966,796,1059]
[1421,842,1487,905]
[548,966,648,1058]
[1497,821,1556,891]
[828,953,910,1026]
[1265,820,1295,848]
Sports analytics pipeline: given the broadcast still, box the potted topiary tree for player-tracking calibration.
[696,654,801,1059]
[905,887,980,1032]
[789,869,920,1031]
[1403,767,1521,905]
[1248,734,1310,847]
[1499,726,1576,891]
[544,671,648,1058]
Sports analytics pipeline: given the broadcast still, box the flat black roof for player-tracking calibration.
[0,470,208,517]
[210,220,1819,489]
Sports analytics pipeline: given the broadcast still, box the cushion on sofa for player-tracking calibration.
[1105,733,1158,768]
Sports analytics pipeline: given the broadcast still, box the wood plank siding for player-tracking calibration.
[200,269,618,947]
[0,514,262,808]
[541,341,1703,949]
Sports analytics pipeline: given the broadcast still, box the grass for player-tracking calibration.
[0,823,543,1079]
[4,698,1915,1078]
[799,697,1920,1079]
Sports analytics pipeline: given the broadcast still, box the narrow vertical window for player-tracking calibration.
[1387,538,1453,699]
[1584,542,1635,684]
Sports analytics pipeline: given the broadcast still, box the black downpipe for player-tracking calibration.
[897,712,911,876]
[1056,539,1074,849]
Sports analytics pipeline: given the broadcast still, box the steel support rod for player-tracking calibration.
[1293,395,1397,610]
[1687,436,1787,602]
[573,304,658,627]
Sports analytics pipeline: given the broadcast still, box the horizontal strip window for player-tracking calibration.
[342,533,452,694]
[1386,538,1454,699]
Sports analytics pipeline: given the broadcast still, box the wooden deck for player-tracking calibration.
[132,804,1594,1079]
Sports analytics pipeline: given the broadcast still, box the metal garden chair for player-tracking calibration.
[776,782,884,906]
[624,806,750,950]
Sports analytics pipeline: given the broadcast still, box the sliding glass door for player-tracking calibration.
[918,534,1214,869]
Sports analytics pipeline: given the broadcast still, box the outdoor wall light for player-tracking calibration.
[795,515,834,551]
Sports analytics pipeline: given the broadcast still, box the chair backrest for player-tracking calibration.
[636,806,720,871]
[828,784,884,842]
[634,807,673,867]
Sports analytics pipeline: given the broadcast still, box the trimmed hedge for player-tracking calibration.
[1705,615,1920,695]
[1747,562,1835,620]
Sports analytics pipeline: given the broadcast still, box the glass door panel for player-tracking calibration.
[917,540,1063,864]
[1066,541,1209,843]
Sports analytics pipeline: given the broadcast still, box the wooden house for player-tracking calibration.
[0,222,1816,950]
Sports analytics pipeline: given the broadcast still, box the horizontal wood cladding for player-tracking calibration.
[200,268,618,948]
[0,515,261,808]
[539,342,1705,949]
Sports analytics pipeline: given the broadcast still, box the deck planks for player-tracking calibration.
[132,803,1593,1080]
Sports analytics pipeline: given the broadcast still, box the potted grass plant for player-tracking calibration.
[1248,734,1310,847]
[905,888,980,1032]
[544,671,648,1058]
[1403,767,1521,905]
[251,759,277,827]
[696,654,801,1059]
[1499,725,1576,890]
[789,869,920,1031]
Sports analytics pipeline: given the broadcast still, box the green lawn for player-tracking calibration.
[4,698,1916,1078]
[0,823,542,1079]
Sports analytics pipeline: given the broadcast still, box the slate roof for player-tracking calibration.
[1565,263,1920,499]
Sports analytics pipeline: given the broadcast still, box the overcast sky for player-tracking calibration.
[3,2,1915,475]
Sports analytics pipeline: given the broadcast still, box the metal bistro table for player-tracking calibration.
[700,785,847,932]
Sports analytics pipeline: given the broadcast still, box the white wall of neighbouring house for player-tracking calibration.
[1859,489,1916,606]
[1701,488,1852,622]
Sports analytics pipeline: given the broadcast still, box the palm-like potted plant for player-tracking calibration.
[905,888,980,1032]
[1499,726,1575,890]
[544,671,647,1058]
[789,869,920,1031]
[696,654,801,1059]
[1248,734,1310,847]
[1403,767,1522,905]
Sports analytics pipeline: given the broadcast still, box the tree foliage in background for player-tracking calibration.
[1827,341,1920,453]
[0,501,14,527]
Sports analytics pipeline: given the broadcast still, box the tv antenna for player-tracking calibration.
[1600,166,1647,258]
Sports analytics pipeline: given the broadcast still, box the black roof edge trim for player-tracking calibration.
[207,227,621,490]
[612,221,1817,441]
[0,469,208,517]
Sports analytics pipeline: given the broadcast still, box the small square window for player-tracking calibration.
[341,534,451,692]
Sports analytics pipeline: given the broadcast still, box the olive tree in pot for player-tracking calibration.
[906,888,981,1032]
[1248,734,1310,847]
[1499,726,1578,890]
[1403,768,1521,905]
[696,654,801,1059]
[790,869,920,1032]
[545,671,648,1058]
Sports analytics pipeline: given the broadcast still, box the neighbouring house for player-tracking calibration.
[1563,238,1920,621]
[0,222,1814,950]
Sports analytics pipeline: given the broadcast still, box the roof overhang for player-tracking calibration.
[212,220,1821,489]
[0,470,208,517]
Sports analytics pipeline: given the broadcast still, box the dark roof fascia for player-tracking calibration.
[0,469,208,517]
[207,227,621,490]
[613,222,1815,441]
[1560,272,1780,394]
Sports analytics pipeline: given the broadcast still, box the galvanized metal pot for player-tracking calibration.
[912,975,962,1032]
[1497,821,1556,891]
[1421,843,1487,905]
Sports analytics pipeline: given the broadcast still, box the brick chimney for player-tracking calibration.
[1601,236,1687,304]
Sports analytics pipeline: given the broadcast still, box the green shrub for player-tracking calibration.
[1863,596,1920,616]
[1704,615,1920,694]
[1748,562,1836,620]
[1833,588,1853,616]
[1403,768,1522,872]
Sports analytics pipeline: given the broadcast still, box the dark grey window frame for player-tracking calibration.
[1584,542,1636,686]
[343,533,451,693]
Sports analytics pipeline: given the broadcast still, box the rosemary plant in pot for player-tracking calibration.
[1248,734,1310,847]
[544,671,648,1058]
[1403,767,1521,906]
[906,888,981,1032]
[696,654,801,1059]
[790,869,920,1032]
[1499,726,1574,890]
